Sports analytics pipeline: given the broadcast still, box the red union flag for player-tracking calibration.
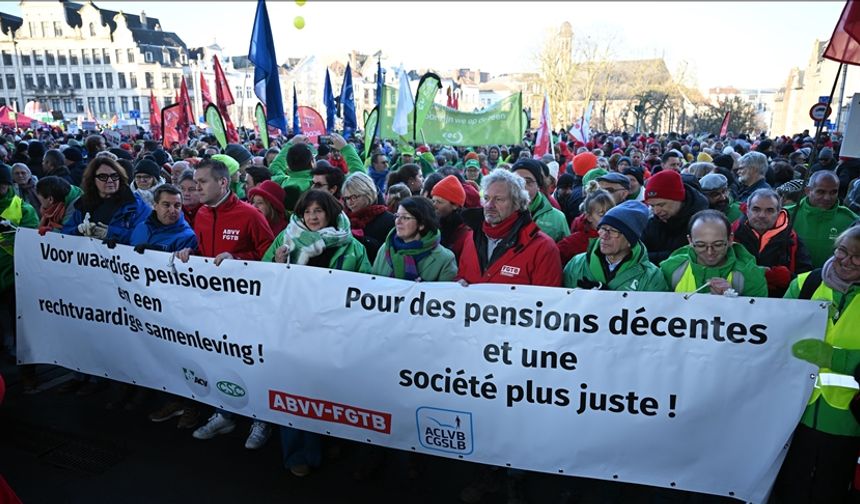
[824,0,860,65]
[213,55,239,143]
[200,73,213,110]
[719,111,731,138]
[296,106,326,144]
[161,103,185,148]
[533,93,553,159]
[149,90,161,140]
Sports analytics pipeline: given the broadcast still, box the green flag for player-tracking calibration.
[363,106,379,162]
[413,72,441,143]
[255,103,269,149]
[205,104,228,149]
[379,85,522,146]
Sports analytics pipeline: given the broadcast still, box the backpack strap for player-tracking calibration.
[799,268,823,300]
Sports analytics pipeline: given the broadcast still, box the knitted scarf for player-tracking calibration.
[348,204,388,233]
[283,212,352,265]
[483,211,520,240]
[38,201,67,235]
[383,229,440,280]
[822,256,857,294]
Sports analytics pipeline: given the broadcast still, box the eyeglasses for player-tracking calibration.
[834,247,860,266]
[394,214,416,222]
[311,182,329,189]
[95,173,120,182]
[522,178,538,187]
[691,241,728,252]
[343,194,363,202]
[597,226,621,238]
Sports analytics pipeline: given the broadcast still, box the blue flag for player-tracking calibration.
[323,69,336,134]
[376,57,384,108]
[292,83,301,135]
[248,0,286,132]
[340,62,357,139]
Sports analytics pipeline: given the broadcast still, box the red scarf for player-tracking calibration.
[482,211,520,240]
[38,201,67,236]
[349,204,388,231]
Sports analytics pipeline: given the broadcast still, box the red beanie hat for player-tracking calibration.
[464,152,480,162]
[247,180,286,216]
[572,152,598,177]
[431,175,466,207]
[644,170,685,202]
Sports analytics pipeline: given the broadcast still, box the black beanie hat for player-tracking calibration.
[0,163,11,186]
[134,159,162,179]
[511,158,545,189]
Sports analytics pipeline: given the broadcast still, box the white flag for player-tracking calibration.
[392,67,414,136]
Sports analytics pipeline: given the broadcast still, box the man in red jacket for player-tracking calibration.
[457,169,561,287]
[176,158,274,264]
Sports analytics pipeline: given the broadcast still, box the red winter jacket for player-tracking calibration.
[194,192,274,260]
[557,214,598,265]
[457,210,562,287]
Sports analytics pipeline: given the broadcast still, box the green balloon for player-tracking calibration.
[294,16,305,29]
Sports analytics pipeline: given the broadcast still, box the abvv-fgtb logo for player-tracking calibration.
[416,407,473,455]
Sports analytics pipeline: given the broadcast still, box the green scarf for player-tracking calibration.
[528,191,551,217]
[283,212,352,265]
[383,228,441,280]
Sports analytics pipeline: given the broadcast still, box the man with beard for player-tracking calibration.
[699,173,742,222]
[734,152,771,203]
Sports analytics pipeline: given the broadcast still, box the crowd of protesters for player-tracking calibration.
[1,122,859,503]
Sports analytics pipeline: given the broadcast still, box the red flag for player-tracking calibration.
[200,73,213,110]
[296,106,326,144]
[446,86,454,108]
[179,77,194,129]
[149,90,161,141]
[213,55,240,143]
[533,93,553,159]
[161,103,185,148]
[719,111,731,137]
[824,1,860,65]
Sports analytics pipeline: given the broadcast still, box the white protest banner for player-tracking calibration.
[15,229,827,502]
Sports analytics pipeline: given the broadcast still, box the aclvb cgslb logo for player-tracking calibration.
[416,407,474,455]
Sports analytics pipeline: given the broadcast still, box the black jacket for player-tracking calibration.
[732,212,813,274]
[642,184,709,264]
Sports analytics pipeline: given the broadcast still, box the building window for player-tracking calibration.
[28,22,36,38]
[64,98,72,113]
[93,49,101,65]
[87,97,95,114]
[0,77,3,90]
[115,49,123,64]
[51,99,60,111]
[118,73,126,88]
[48,74,58,89]
[84,73,93,89]
[72,74,81,89]
[60,74,69,88]
[53,21,63,37]
[82,50,91,65]
[23,74,33,89]
[162,74,170,89]
[1,51,11,66]
[103,49,110,64]
[172,74,180,89]
[0,98,6,107]
[95,73,104,88]
[89,23,96,37]
[145,52,153,63]
[130,73,138,88]
[41,21,49,38]
[58,51,67,66]
[97,97,105,114]
[145,72,154,88]
[37,75,46,89]
[105,73,113,88]
[108,97,115,114]
[46,51,55,65]
[132,96,140,113]
[34,51,44,65]
[70,51,78,65]
[127,49,135,63]
[121,96,128,113]
[76,98,84,112]
[247,88,252,99]
[162,49,170,65]
[21,53,30,65]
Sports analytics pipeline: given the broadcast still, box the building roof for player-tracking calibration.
[0,12,22,35]
[61,1,186,49]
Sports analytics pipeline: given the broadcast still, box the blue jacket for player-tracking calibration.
[130,210,198,252]
[63,190,151,245]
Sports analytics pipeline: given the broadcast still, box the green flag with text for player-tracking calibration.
[255,103,269,149]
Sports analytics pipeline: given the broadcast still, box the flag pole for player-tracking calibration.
[240,69,250,142]
[809,62,844,167]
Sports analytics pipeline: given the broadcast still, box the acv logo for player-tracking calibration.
[217,380,246,397]
[180,362,210,398]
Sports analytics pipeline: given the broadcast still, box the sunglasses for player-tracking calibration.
[95,173,120,182]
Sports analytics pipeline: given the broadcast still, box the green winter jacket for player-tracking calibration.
[262,231,371,273]
[786,197,858,268]
[529,192,570,242]
[660,243,768,297]
[0,189,39,291]
[272,143,366,212]
[371,230,458,282]
[563,240,667,292]
[785,275,860,437]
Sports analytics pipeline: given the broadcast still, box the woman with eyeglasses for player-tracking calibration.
[776,225,860,503]
[262,189,369,478]
[659,209,767,297]
[341,172,395,261]
[63,157,150,246]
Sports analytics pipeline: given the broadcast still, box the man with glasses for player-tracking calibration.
[563,201,666,291]
[511,159,569,242]
[596,172,631,205]
[699,173,742,223]
[369,152,390,200]
[660,209,767,297]
[734,151,771,203]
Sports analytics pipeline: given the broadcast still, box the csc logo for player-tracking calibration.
[217,381,246,397]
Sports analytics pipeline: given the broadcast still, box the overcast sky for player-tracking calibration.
[4,1,849,90]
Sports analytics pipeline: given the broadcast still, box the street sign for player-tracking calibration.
[809,102,833,121]
[129,110,140,119]
[819,96,831,104]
